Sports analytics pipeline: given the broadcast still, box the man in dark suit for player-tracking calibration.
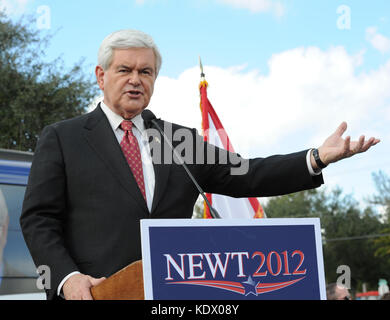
[20,29,380,300]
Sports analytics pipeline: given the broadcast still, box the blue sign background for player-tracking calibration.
[147,224,322,300]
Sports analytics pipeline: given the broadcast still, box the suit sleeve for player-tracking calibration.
[192,129,324,197]
[20,125,79,300]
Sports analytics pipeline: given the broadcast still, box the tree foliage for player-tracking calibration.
[370,170,390,223]
[370,171,390,266]
[0,13,98,151]
[264,187,390,292]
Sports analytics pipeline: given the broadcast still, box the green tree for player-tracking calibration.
[263,189,321,218]
[264,187,390,292]
[370,171,390,267]
[0,13,97,151]
[370,170,390,223]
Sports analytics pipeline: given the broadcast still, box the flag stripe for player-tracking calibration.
[199,79,265,219]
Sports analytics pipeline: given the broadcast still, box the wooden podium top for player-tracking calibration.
[91,260,144,300]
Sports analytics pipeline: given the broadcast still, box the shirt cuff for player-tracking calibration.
[306,149,322,176]
[57,271,81,297]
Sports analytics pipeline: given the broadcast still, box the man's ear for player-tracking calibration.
[95,65,105,91]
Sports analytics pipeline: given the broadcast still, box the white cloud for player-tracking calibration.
[366,27,390,54]
[146,46,390,204]
[147,46,389,159]
[90,46,389,159]
[89,46,390,204]
[217,0,285,17]
[0,0,31,15]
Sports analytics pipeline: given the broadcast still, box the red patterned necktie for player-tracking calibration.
[120,120,146,201]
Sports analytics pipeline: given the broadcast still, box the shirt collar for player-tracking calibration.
[100,101,146,134]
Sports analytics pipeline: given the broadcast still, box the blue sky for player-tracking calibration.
[2,0,390,211]
[9,0,388,76]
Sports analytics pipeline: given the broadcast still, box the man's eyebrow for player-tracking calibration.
[116,64,155,71]
[116,64,131,70]
[141,66,154,70]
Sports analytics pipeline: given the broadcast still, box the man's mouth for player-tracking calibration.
[125,90,143,98]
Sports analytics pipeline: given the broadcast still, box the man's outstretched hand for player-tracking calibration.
[312,122,380,170]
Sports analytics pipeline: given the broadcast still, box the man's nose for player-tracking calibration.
[128,71,141,86]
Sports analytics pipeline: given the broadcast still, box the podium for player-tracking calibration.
[91,260,144,300]
[92,218,326,300]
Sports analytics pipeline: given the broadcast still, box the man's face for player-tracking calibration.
[96,47,156,119]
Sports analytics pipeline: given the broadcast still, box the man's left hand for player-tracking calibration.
[312,122,380,169]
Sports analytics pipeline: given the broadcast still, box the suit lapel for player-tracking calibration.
[150,163,170,214]
[83,105,149,217]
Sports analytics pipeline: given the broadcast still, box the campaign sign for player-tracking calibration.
[141,218,326,300]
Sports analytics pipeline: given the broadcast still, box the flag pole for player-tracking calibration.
[198,56,212,218]
[197,57,266,219]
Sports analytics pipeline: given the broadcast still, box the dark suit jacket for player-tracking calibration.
[20,104,323,299]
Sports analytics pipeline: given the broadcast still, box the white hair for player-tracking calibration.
[98,29,162,76]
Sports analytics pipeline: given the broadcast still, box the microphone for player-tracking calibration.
[142,109,221,219]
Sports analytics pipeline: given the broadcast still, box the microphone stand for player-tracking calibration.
[148,117,221,219]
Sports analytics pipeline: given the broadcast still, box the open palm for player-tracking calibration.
[319,122,380,165]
